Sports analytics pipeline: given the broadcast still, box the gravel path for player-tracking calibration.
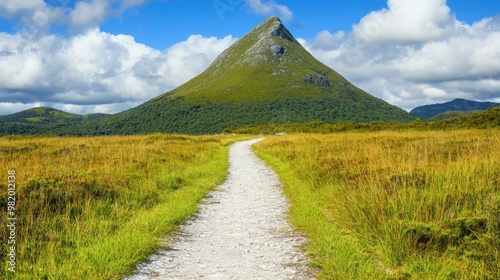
[125,139,313,280]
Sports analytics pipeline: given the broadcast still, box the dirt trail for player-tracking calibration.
[126,139,313,279]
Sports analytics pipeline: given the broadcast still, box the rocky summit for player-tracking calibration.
[165,16,391,104]
[1,17,415,136]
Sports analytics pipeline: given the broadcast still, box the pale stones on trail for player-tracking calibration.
[125,139,314,279]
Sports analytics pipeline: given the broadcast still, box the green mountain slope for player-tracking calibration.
[410,98,500,119]
[429,110,483,121]
[165,17,371,103]
[1,107,80,124]
[438,106,500,128]
[0,107,107,124]
[2,17,414,136]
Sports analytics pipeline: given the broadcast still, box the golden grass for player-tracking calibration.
[0,134,246,279]
[254,130,500,279]
[2,130,498,279]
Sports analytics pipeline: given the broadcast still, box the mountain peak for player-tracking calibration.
[209,16,301,72]
[255,16,296,43]
[262,15,281,24]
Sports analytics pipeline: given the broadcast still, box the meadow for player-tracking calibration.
[253,130,500,279]
[1,130,499,279]
[0,134,246,279]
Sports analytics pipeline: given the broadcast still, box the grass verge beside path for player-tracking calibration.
[0,134,248,279]
[253,130,500,279]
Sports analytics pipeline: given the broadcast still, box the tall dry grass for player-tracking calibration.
[0,134,243,279]
[254,130,500,279]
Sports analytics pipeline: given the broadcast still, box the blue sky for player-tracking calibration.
[136,0,499,49]
[0,0,499,115]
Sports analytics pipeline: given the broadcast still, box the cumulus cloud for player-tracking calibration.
[0,30,236,115]
[0,0,149,33]
[68,0,148,30]
[300,0,500,110]
[353,0,456,43]
[0,0,62,33]
[0,0,45,14]
[68,0,110,29]
[307,30,346,51]
[245,0,293,22]
[0,0,238,115]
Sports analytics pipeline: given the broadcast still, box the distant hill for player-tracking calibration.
[0,107,107,135]
[439,106,500,129]
[0,107,107,124]
[429,110,483,121]
[410,99,500,119]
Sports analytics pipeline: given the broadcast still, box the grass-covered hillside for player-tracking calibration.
[429,110,482,121]
[0,107,107,135]
[440,106,500,128]
[0,107,107,124]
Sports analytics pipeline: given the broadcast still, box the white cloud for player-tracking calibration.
[69,0,110,29]
[353,0,456,43]
[119,0,147,12]
[245,0,293,22]
[423,87,448,98]
[0,0,62,33]
[306,30,346,51]
[67,0,148,30]
[0,0,45,15]
[300,0,500,111]
[0,30,236,115]
[0,0,149,33]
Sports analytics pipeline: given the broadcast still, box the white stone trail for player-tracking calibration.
[126,139,313,279]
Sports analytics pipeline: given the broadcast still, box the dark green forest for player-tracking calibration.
[0,96,415,136]
[226,106,500,134]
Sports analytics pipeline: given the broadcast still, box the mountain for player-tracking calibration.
[0,107,108,135]
[410,99,500,119]
[2,17,414,136]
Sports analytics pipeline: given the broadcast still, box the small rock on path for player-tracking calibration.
[125,139,314,279]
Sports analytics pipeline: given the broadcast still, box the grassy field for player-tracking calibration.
[253,130,500,279]
[2,131,499,279]
[0,134,246,279]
